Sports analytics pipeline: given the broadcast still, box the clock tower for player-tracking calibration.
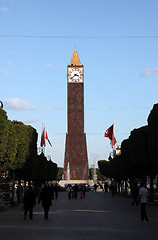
[64,48,89,180]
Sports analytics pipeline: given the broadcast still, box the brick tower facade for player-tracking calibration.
[63,49,89,180]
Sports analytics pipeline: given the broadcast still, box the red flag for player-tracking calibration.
[110,132,117,147]
[45,131,52,147]
[40,129,46,147]
[104,124,114,140]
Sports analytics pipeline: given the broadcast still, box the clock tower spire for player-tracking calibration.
[64,49,89,181]
[70,48,82,66]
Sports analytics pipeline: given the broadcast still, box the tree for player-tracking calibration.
[147,104,158,172]
[57,167,64,181]
[96,168,107,181]
[35,153,57,184]
[98,160,112,178]
[46,159,58,182]
[0,108,10,170]
[17,126,38,182]
[10,121,30,171]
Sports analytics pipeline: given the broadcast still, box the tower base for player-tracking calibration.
[64,133,89,180]
[59,180,94,187]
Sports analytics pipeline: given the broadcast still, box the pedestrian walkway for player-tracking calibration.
[0,191,158,240]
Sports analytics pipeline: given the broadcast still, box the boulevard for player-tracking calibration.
[0,191,158,240]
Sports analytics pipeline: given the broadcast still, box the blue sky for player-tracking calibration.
[1,0,158,168]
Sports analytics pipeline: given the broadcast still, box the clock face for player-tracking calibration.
[71,70,80,80]
[68,67,83,83]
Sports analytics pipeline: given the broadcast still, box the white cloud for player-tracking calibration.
[0,68,9,74]
[140,66,158,77]
[0,6,8,11]
[45,64,53,68]
[24,118,42,124]
[3,98,35,111]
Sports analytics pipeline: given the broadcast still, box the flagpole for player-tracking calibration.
[113,123,115,158]
[41,122,46,156]
[42,122,44,154]
[112,123,114,158]
[114,124,117,158]
[44,124,46,156]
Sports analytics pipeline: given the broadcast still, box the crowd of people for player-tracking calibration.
[23,183,59,220]
[22,183,88,220]
[22,181,150,222]
[66,184,86,199]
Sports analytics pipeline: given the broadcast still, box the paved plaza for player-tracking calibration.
[0,191,158,240]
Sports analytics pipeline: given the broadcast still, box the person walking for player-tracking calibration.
[54,183,59,199]
[79,186,84,199]
[139,182,149,222]
[38,185,52,219]
[73,184,78,199]
[82,185,86,198]
[67,184,72,199]
[23,186,36,220]
[110,181,117,197]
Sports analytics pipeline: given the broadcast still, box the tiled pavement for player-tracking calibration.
[0,191,158,240]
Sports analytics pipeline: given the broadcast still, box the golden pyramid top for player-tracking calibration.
[70,48,82,66]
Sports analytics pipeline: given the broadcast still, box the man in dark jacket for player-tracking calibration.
[23,186,36,220]
[38,185,52,219]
